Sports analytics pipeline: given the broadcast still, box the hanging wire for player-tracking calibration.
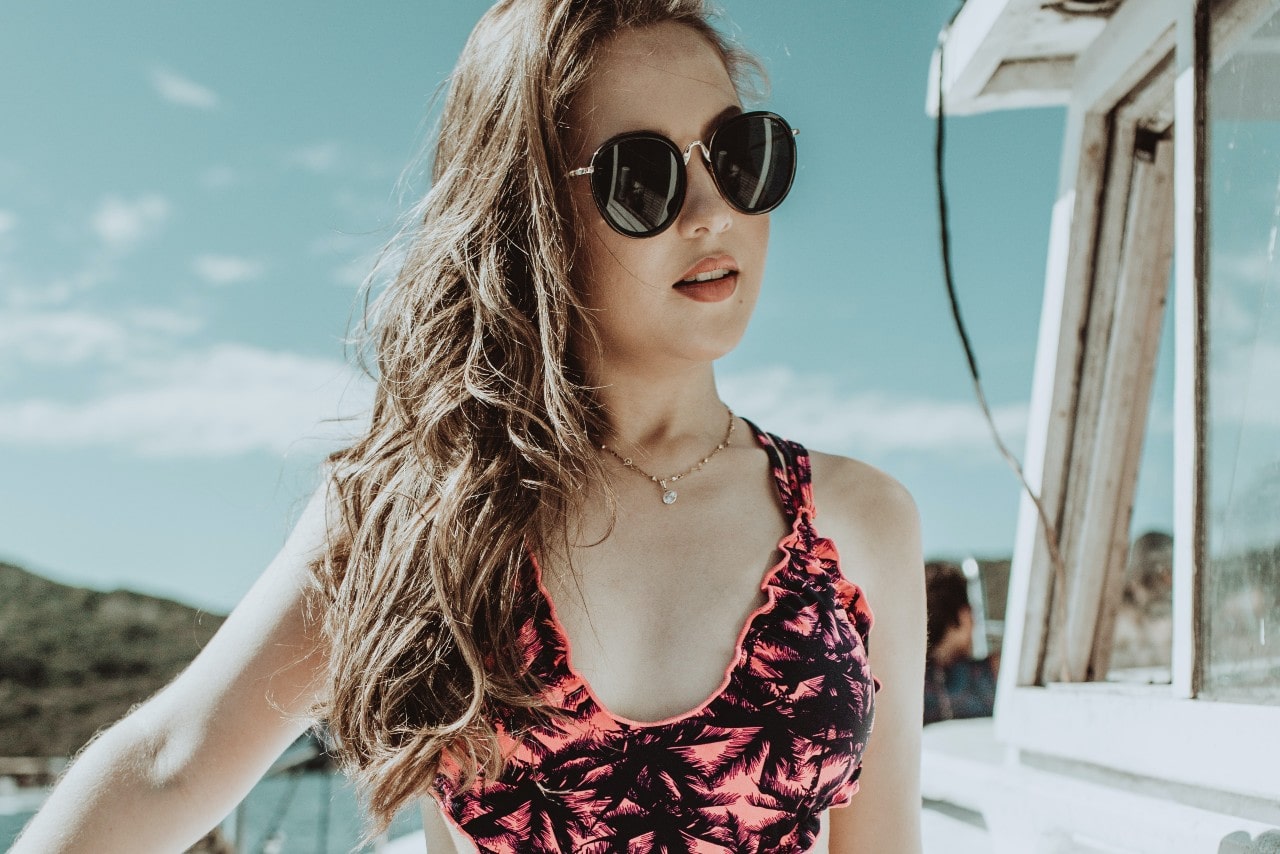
[934,11,1074,685]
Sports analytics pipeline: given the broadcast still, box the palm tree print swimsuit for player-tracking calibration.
[430,420,881,853]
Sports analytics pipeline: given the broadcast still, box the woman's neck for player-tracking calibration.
[590,361,730,465]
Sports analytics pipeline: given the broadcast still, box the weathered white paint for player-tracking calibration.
[1072,0,1179,115]
[1046,111,1140,683]
[927,0,1114,116]
[1079,136,1175,682]
[927,0,1020,114]
[1006,685,1280,802]
[924,715,1279,853]
[1171,11,1202,703]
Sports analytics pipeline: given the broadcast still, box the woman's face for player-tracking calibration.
[566,22,771,375]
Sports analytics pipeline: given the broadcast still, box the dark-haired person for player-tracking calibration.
[14,2,925,851]
[923,561,999,726]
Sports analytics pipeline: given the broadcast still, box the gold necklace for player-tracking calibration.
[600,408,735,505]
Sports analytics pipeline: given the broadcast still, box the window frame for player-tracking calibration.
[993,0,1280,801]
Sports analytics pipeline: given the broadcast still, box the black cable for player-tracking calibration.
[934,7,1072,684]
[935,4,981,384]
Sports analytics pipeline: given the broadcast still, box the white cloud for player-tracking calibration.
[0,307,203,368]
[309,231,384,287]
[1210,339,1280,428]
[192,254,265,285]
[128,307,203,337]
[308,231,367,255]
[0,311,130,365]
[1206,256,1280,427]
[200,165,239,190]
[149,67,220,110]
[308,230,405,288]
[4,280,74,308]
[345,245,402,289]
[0,344,373,457]
[334,253,377,287]
[92,194,170,253]
[287,141,341,173]
[0,209,17,235]
[3,250,120,306]
[720,366,1028,457]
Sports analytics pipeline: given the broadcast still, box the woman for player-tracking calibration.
[13,1,924,851]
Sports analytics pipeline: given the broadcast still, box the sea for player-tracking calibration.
[0,770,425,853]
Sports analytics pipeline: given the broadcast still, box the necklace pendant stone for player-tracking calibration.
[662,489,678,505]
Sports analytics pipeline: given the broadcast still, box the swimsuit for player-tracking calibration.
[431,420,881,853]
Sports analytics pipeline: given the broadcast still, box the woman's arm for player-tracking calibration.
[11,479,336,853]
[812,453,927,854]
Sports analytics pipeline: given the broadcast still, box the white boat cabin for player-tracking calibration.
[921,0,1280,851]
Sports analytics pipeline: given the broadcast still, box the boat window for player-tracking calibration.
[1202,5,1280,704]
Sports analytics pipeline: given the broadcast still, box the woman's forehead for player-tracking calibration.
[568,23,738,150]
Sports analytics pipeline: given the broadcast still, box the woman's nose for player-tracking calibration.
[676,146,733,238]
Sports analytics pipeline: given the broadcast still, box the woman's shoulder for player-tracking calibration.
[806,448,918,530]
[804,448,922,593]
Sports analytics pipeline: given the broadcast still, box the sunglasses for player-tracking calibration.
[568,110,798,238]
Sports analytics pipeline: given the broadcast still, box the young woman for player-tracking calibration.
[13,1,924,851]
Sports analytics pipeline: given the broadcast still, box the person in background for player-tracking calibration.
[924,561,999,725]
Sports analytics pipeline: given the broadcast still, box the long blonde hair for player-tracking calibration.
[309,0,763,835]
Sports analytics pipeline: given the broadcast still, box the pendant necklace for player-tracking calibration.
[600,407,735,505]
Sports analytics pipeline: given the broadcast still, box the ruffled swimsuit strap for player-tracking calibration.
[740,416,816,525]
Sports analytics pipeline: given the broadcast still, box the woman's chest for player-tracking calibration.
[537,510,789,724]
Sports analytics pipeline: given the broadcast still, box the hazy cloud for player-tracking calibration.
[0,209,16,235]
[128,307,203,337]
[0,307,202,368]
[0,345,372,457]
[200,165,239,190]
[287,141,341,173]
[150,66,220,110]
[720,366,1029,458]
[1210,338,1280,428]
[92,194,170,253]
[333,252,381,287]
[1207,260,1280,427]
[0,311,130,366]
[309,231,386,287]
[192,254,265,285]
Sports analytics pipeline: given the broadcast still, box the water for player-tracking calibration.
[0,771,425,854]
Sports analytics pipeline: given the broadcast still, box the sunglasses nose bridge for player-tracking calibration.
[680,140,713,167]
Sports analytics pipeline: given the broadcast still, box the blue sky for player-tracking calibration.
[0,1,1080,611]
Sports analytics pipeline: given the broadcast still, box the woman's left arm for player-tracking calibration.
[812,453,926,854]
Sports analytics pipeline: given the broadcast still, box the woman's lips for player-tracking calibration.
[673,271,738,302]
[676,254,739,282]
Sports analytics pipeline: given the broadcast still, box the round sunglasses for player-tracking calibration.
[568,110,798,238]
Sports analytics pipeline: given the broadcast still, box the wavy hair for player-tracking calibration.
[308,0,763,837]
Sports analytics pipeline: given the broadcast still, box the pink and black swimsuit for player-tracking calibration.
[431,420,881,853]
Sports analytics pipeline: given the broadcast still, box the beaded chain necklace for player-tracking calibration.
[599,408,735,505]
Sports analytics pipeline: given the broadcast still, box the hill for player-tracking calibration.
[0,561,226,757]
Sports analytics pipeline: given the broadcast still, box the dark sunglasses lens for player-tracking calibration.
[590,136,682,235]
[711,114,795,213]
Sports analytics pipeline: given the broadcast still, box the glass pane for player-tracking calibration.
[1204,6,1280,704]
[1107,272,1175,685]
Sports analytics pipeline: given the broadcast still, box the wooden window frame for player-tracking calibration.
[994,0,1280,802]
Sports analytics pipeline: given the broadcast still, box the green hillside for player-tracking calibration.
[0,561,225,757]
